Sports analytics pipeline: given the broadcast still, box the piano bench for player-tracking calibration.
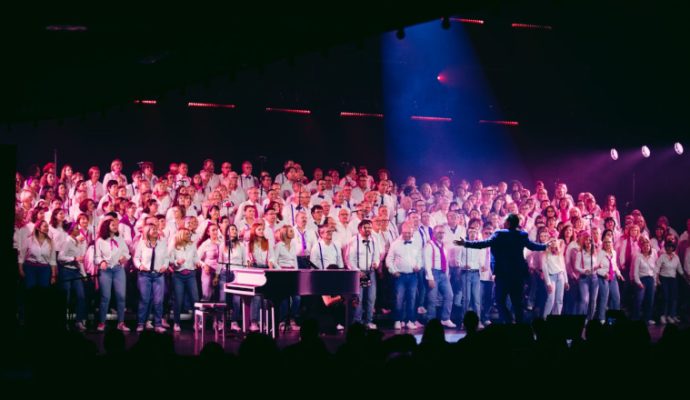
[193,302,227,337]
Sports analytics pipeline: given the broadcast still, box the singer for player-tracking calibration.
[455,213,553,324]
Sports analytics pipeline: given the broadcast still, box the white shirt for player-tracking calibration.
[238,174,258,190]
[443,225,466,266]
[94,235,130,268]
[656,252,683,278]
[386,237,422,274]
[332,223,352,249]
[345,234,380,271]
[133,240,170,272]
[310,240,343,269]
[246,241,275,267]
[310,192,332,207]
[19,235,57,265]
[169,242,200,272]
[574,248,597,277]
[457,245,485,270]
[430,210,448,227]
[85,180,104,202]
[234,200,264,226]
[350,187,366,206]
[275,241,299,269]
[423,240,448,281]
[282,203,308,226]
[58,236,87,275]
[596,249,621,279]
[542,251,567,285]
[633,251,658,284]
[222,241,247,268]
[102,171,127,186]
[293,227,318,257]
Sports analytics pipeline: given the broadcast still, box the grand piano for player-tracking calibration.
[225,268,360,337]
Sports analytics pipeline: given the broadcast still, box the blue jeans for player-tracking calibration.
[416,269,427,310]
[137,271,165,326]
[660,276,678,317]
[99,265,126,323]
[449,267,463,307]
[173,271,199,324]
[279,296,301,322]
[480,280,494,322]
[543,272,565,318]
[24,263,51,289]
[578,274,598,320]
[354,270,377,324]
[461,270,481,319]
[426,269,453,321]
[59,266,86,322]
[394,272,418,322]
[634,276,655,321]
[597,277,620,321]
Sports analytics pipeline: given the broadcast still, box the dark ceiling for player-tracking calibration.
[3,1,689,143]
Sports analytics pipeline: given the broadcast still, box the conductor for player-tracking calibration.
[455,213,553,324]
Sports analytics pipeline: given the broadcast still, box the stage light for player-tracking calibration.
[340,112,384,118]
[134,100,157,105]
[610,148,619,161]
[450,18,485,25]
[265,107,311,115]
[411,115,452,122]
[396,28,405,40]
[188,102,236,109]
[674,142,684,155]
[479,120,519,126]
[511,23,553,30]
[441,16,451,30]
[641,145,651,158]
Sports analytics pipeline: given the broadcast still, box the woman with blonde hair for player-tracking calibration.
[633,236,657,324]
[169,228,200,331]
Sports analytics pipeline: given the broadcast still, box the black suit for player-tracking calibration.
[464,229,547,324]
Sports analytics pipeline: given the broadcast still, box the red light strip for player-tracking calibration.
[449,18,485,25]
[134,100,157,105]
[511,23,552,30]
[411,115,452,122]
[265,107,311,115]
[340,112,384,118]
[479,120,519,126]
[188,102,236,109]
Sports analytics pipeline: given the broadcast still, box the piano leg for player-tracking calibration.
[241,298,247,333]
[271,304,276,339]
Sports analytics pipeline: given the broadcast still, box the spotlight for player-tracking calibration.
[641,145,651,158]
[674,142,684,155]
[396,28,405,40]
[441,16,451,30]
[610,148,619,161]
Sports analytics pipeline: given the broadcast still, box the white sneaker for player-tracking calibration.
[96,323,106,332]
[478,323,485,330]
[161,319,171,329]
[230,322,241,332]
[249,322,260,332]
[671,316,681,323]
[660,315,667,324]
[117,322,131,332]
[336,324,345,331]
[406,321,418,330]
[136,324,145,333]
[483,320,492,326]
[215,321,224,331]
[145,321,154,330]
[417,306,427,315]
[154,326,166,334]
[414,321,424,329]
[441,319,457,328]
[75,321,87,332]
[289,321,300,331]
[366,322,377,330]
[394,321,403,330]
[647,320,656,326]
[173,323,181,332]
